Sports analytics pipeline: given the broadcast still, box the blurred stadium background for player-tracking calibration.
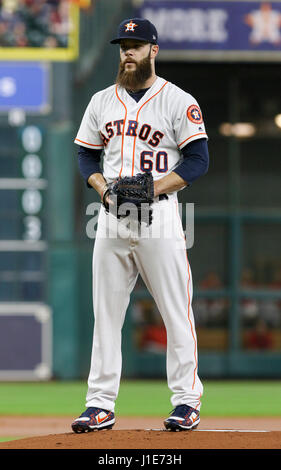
[0,0,280,386]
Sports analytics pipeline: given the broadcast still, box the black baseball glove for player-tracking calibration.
[102,172,154,226]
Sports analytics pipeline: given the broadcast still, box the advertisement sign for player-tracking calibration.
[0,63,49,112]
[136,1,281,61]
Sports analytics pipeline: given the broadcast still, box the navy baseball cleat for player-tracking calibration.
[71,407,115,433]
[164,404,200,431]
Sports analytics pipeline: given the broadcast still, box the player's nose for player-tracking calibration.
[124,48,135,57]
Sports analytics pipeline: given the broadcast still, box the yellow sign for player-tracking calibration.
[0,2,80,62]
[71,0,91,9]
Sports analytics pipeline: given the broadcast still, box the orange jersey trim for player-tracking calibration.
[178,132,207,149]
[131,81,168,176]
[115,81,168,177]
[75,138,104,147]
[115,86,128,178]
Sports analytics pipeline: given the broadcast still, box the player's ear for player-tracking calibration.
[150,44,159,59]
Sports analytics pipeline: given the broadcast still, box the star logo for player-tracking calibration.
[191,110,201,120]
[244,2,281,45]
[125,20,138,32]
[187,104,203,124]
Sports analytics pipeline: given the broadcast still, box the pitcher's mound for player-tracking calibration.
[1,428,281,449]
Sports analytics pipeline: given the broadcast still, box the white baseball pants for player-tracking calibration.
[85,194,203,412]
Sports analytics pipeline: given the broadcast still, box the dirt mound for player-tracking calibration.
[1,416,281,450]
[1,428,281,450]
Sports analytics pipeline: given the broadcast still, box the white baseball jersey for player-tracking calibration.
[74,76,208,182]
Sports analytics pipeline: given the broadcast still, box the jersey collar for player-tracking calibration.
[116,76,167,107]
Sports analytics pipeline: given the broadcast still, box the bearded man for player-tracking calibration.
[71,18,209,433]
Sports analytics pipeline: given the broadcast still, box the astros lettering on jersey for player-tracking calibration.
[75,77,208,183]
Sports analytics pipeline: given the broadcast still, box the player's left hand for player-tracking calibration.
[102,172,154,226]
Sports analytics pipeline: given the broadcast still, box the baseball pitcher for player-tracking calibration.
[72,18,209,433]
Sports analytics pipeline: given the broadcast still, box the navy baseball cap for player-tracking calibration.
[110,18,158,45]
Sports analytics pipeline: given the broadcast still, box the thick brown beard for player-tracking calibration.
[116,51,152,90]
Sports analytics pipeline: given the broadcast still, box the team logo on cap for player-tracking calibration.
[187,104,203,124]
[125,20,138,32]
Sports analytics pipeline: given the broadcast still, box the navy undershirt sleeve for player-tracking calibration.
[173,138,209,185]
[78,145,103,187]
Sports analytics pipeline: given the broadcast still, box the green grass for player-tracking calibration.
[0,380,281,417]
[201,380,281,417]
[0,437,23,443]
[0,381,87,416]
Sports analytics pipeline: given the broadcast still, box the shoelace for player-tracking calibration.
[169,404,190,417]
[80,407,102,417]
